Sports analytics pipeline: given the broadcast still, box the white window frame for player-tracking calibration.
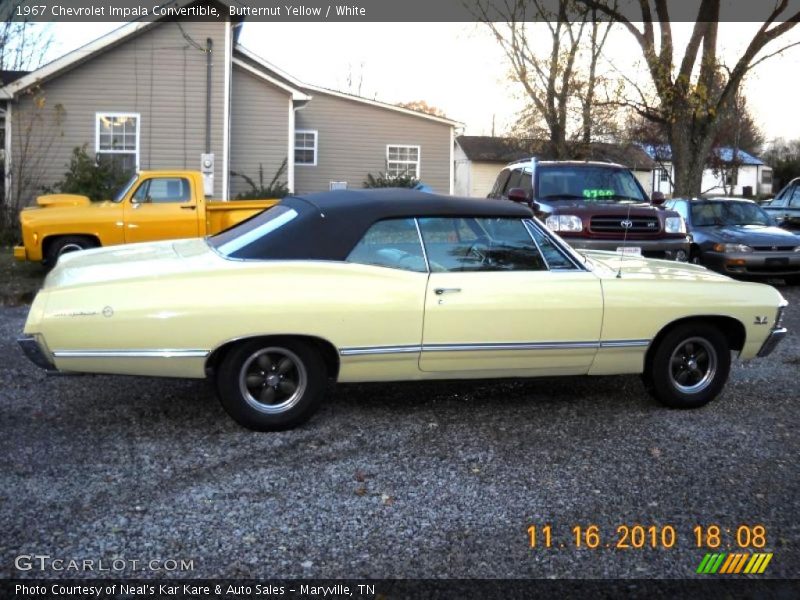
[386,144,421,179]
[95,112,140,170]
[294,129,318,167]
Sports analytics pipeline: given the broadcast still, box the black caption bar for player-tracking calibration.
[3,0,800,22]
[4,579,800,600]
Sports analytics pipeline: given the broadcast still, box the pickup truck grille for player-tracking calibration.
[589,215,660,235]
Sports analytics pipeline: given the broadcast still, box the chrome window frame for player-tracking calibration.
[523,218,588,271]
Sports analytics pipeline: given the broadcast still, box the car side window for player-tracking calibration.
[418,217,546,272]
[769,188,788,207]
[671,201,689,221]
[132,178,191,203]
[490,169,511,198]
[790,185,800,208]
[346,219,427,272]
[526,223,577,270]
[505,169,523,193]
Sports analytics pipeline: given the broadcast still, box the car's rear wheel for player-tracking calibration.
[647,323,730,409]
[45,235,98,266]
[216,338,327,431]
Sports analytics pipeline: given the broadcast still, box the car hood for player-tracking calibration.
[43,238,217,290]
[540,201,659,216]
[696,224,800,245]
[581,250,732,282]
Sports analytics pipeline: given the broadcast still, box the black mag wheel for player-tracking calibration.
[239,347,307,414]
[217,339,327,431]
[647,323,730,409]
[668,337,717,394]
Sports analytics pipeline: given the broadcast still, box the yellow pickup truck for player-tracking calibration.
[14,170,279,265]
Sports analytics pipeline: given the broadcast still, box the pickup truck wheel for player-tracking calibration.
[45,236,98,266]
[647,323,730,409]
[216,339,327,431]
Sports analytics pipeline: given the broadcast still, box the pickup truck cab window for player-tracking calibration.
[346,219,427,272]
[132,177,191,203]
[114,175,138,202]
[418,217,546,272]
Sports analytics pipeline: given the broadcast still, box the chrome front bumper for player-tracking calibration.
[17,335,57,373]
[757,327,788,358]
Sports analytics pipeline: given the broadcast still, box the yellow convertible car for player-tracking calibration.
[18,189,788,431]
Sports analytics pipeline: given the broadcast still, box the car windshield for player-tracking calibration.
[538,166,646,203]
[113,175,138,202]
[208,205,298,256]
[691,202,773,227]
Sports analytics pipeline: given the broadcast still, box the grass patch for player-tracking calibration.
[0,248,45,306]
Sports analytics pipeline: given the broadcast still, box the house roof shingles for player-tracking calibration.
[456,136,657,170]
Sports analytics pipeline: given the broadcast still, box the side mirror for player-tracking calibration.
[651,191,666,206]
[507,187,530,203]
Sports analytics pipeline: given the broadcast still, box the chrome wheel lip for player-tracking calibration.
[669,336,717,394]
[58,243,84,256]
[238,347,307,414]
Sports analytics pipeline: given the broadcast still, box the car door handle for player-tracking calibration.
[181,205,197,210]
[434,288,461,295]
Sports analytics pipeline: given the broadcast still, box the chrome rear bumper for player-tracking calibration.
[757,327,787,358]
[17,335,58,373]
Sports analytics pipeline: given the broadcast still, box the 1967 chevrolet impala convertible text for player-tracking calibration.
[18,189,788,431]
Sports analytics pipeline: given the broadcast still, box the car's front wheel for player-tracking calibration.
[647,323,731,409]
[216,338,327,431]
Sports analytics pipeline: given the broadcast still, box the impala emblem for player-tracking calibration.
[621,220,633,228]
[754,316,768,325]
[772,246,778,251]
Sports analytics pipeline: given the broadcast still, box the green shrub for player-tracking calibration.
[363,170,420,189]
[231,160,289,200]
[46,145,133,201]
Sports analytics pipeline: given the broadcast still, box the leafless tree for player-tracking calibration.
[578,0,800,196]
[0,2,53,71]
[473,0,616,156]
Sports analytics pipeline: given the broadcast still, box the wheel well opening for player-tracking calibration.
[644,316,746,376]
[42,234,101,258]
[205,335,341,381]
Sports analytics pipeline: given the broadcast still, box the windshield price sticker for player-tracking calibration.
[583,189,615,199]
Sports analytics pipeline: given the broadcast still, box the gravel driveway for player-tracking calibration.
[1,285,799,580]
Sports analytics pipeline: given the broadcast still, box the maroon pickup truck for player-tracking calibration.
[488,159,690,261]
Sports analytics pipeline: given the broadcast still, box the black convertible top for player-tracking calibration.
[211,188,532,260]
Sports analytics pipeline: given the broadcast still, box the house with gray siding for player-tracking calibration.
[0,3,458,210]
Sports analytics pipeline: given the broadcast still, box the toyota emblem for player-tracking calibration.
[621,220,633,228]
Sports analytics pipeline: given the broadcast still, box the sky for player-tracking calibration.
[42,21,800,146]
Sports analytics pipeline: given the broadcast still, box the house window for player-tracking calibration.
[96,113,139,174]
[659,168,669,182]
[725,170,738,186]
[761,170,772,185]
[387,145,420,178]
[295,130,317,166]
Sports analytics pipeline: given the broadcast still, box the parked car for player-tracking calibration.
[19,189,787,431]
[488,159,690,261]
[664,197,800,283]
[14,170,279,266]
[761,177,800,230]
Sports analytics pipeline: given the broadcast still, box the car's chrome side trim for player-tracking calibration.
[339,339,650,356]
[339,345,423,356]
[53,349,210,359]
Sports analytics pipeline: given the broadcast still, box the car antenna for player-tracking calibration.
[616,201,634,279]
